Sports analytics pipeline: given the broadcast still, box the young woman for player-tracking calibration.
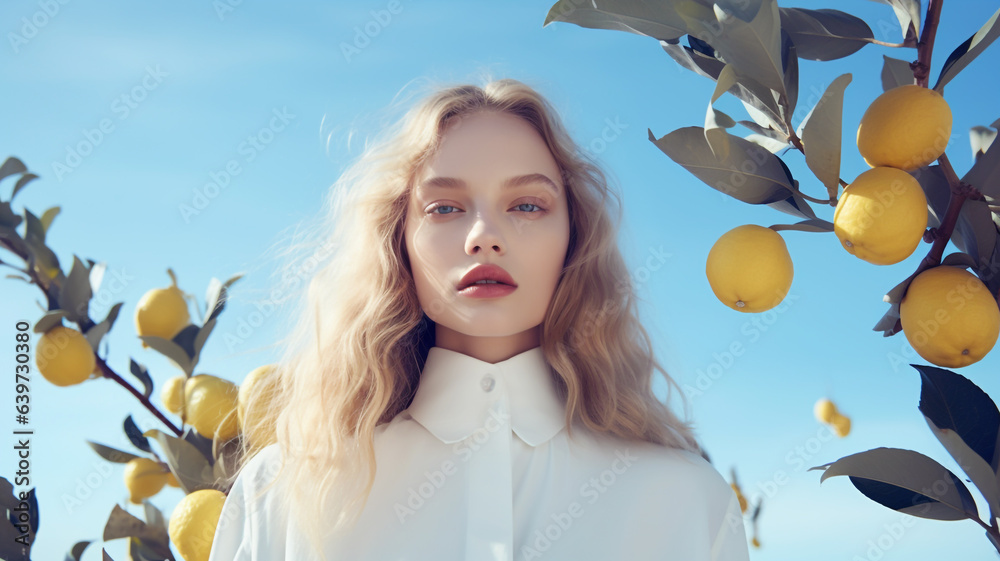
[208,77,750,561]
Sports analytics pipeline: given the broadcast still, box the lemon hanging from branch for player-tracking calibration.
[169,488,227,561]
[900,266,1000,368]
[135,268,191,348]
[856,85,952,171]
[833,167,928,266]
[36,325,97,387]
[706,225,794,313]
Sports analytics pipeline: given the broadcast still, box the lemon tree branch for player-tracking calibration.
[94,357,182,436]
[912,0,944,87]
[0,236,183,436]
[890,152,985,334]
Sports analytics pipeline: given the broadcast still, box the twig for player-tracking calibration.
[912,0,944,87]
[0,235,182,436]
[95,358,182,436]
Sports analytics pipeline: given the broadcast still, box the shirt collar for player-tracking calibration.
[405,345,567,447]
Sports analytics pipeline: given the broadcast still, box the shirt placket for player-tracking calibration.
[465,370,514,561]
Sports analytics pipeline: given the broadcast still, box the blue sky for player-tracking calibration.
[2,1,1000,559]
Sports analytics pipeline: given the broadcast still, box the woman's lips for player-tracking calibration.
[457,281,517,298]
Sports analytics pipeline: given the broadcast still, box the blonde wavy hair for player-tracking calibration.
[233,75,703,560]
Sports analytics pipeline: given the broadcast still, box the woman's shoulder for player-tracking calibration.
[232,443,284,492]
[572,427,733,503]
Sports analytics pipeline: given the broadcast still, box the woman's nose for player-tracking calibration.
[465,215,505,255]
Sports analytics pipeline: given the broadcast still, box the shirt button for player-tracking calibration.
[481,374,495,392]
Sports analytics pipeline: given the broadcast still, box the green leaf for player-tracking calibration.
[914,364,1000,470]
[86,440,141,464]
[102,504,162,542]
[88,261,107,297]
[143,502,168,542]
[542,0,690,41]
[0,157,28,185]
[797,73,852,197]
[779,29,798,121]
[882,270,919,305]
[705,65,741,159]
[0,201,21,228]
[204,273,244,323]
[873,301,902,336]
[941,252,978,269]
[24,231,62,289]
[36,207,60,237]
[64,540,91,561]
[812,447,977,521]
[648,126,793,206]
[129,535,171,561]
[59,256,93,324]
[33,310,68,334]
[23,208,46,244]
[970,125,997,160]
[124,415,153,454]
[692,0,785,95]
[778,8,873,61]
[865,0,920,42]
[953,199,998,268]
[193,317,218,365]
[934,7,1000,92]
[143,429,217,494]
[659,39,724,81]
[965,132,1000,199]
[768,189,817,221]
[769,218,834,233]
[11,174,39,205]
[139,335,193,375]
[84,302,122,352]
[913,165,950,229]
[925,416,1000,519]
[743,132,789,154]
[880,55,915,92]
[128,359,154,400]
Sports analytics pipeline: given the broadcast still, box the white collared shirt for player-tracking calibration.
[208,346,751,561]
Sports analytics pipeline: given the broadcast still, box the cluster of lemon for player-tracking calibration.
[34,274,282,561]
[813,398,851,438]
[848,85,1000,368]
[705,85,1000,369]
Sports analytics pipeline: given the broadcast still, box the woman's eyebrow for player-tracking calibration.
[418,173,559,196]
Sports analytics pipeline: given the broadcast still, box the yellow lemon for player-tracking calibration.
[900,266,1000,368]
[831,412,851,438]
[168,488,227,561]
[857,84,952,170]
[813,398,838,424]
[706,225,793,313]
[135,272,190,348]
[123,457,169,504]
[833,167,928,265]
[36,326,96,387]
[238,365,282,449]
[185,374,240,441]
[161,374,187,415]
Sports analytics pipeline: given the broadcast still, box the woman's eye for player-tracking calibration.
[513,203,544,213]
[429,205,459,215]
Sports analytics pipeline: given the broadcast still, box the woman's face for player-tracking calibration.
[404,110,570,355]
